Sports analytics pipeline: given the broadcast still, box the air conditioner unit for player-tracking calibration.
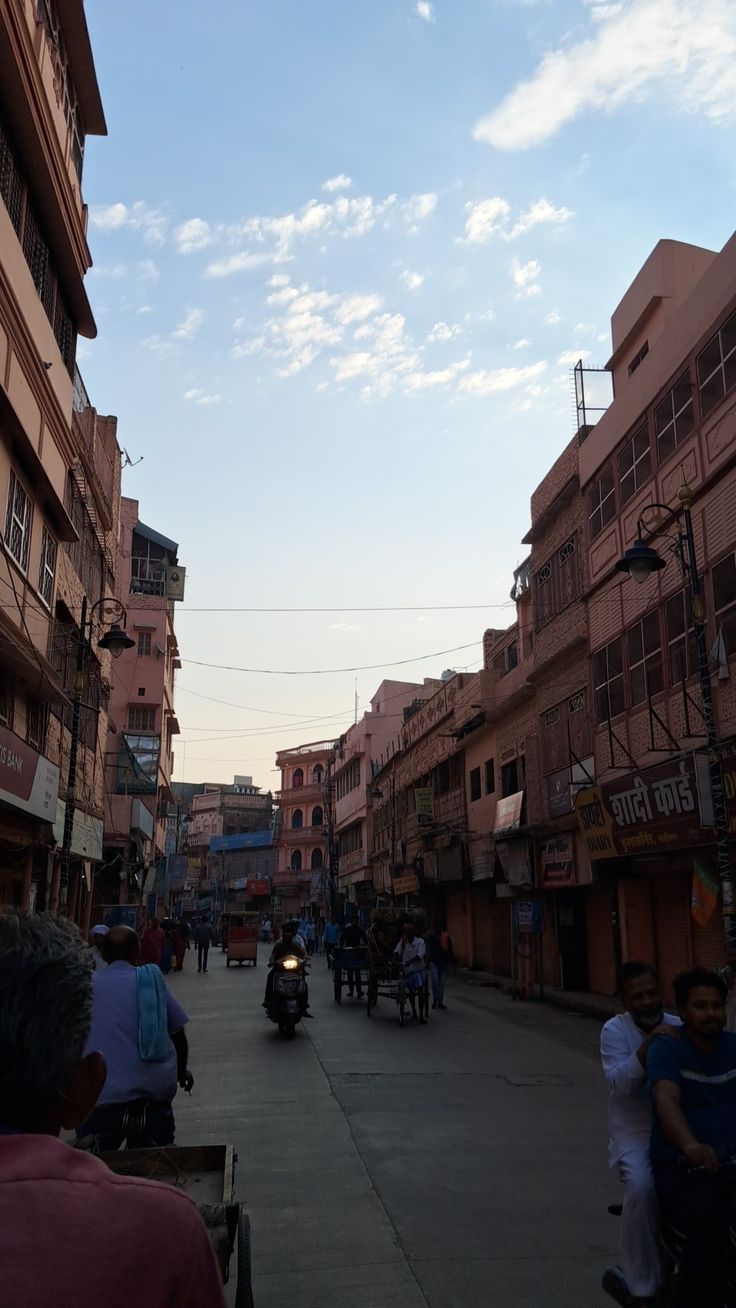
[165,565,186,601]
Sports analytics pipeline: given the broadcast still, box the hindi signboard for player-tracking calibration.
[575,756,710,861]
[539,833,576,887]
[392,871,420,895]
[414,786,435,828]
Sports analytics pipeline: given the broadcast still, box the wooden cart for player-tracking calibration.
[332,945,369,1004]
[226,915,259,967]
[99,1143,253,1306]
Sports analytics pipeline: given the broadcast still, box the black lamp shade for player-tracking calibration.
[615,537,667,585]
[98,624,136,658]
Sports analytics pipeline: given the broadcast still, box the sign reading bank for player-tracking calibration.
[0,723,59,823]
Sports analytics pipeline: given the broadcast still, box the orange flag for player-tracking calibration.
[691,861,719,928]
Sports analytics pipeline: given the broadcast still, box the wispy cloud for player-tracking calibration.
[89,263,128,279]
[473,0,736,150]
[427,321,462,342]
[90,201,167,245]
[206,251,280,279]
[183,388,222,405]
[461,195,572,243]
[175,218,213,254]
[508,198,574,239]
[545,310,561,324]
[400,269,424,292]
[173,308,205,340]
[511,338,532,350]
[511,258,542,298]
[558,348,591,365]
[402,192,438,232]
[414,1,435,21]
[322,174,352,192]
[458,360,548,396]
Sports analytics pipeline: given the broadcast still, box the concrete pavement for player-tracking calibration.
[171,945,618,1307]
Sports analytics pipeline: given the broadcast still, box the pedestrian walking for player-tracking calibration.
[89,923,109,971]
[428,923,454,1009]
[194,917,214,973]
[141,916,166,968]
[323,917,341,968]
[304,920,316,955]
[261,916,272,944]
[76,925,194,1151]
[340,913,367,998]
[173,920,190,972]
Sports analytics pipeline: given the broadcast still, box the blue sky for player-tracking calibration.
[81,0,736,787]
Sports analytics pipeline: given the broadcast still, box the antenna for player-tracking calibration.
[354,677,358,726]
[122,448,144,469]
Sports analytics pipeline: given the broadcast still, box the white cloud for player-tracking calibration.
[89,263,127,279]
[511,338,532,350]
[137,259,160,282]
[414,1,435,20]
[206,251,280,278]
[330,621,364,632]
[334,293,384,325]
[461,197,511,244]
[322,174,352,192]
[427,321,461,343]
[558,348,592,365]
[458,360,548,396]
[402,192,438,231]
[511,258,542,298]
[136,304,153,315]
[508,197,574,239]
[545,310,561,324]
[183,388,222,406]
[90,200,167,245]
[173,308,205,340]
[404,360,470,391]
[400,269,424,292]
[175,218,213,254]
[473,0,736,151]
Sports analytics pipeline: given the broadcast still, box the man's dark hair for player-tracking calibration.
[105,925,139,963]
[618,960,657,995]
[674,967,727,1007]
[0,914,93,1130]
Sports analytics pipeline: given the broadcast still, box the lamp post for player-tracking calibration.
[615,475,736,957]
[59,596,135,912]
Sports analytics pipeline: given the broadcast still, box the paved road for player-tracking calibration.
[171,945,617,1307]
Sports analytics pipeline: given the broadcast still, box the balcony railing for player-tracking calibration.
[276,782,324,806]
[279,828,326,845]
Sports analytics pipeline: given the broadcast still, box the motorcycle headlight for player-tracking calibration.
[282,956,299,970]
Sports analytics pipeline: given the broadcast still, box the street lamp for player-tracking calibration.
[59,597,135,910]
[616,474,736,956]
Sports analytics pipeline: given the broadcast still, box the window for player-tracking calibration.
[292,767,304,788]
[311,848,323,870]
[540,690,592,775]
[713,552,736,663]
[588,465,615,539]
[534,537,579,631]
[469,767,482,802]
[628,341,649,377]
[137,631,152,656]
[485,758,495,795]
[35,526,57,608]
[4,469,32,571]
[698,310,736,418]
[627,612,664,706]
[0,682,13,729]
[130,532,168,596]
[557,536,578,608]
[311,805,323,828]
[507,641,518,671]
[500,760,520,797]
[312,764,324,784]
[339,822,363,857]
[535,560,554,629]
[618,423,651,505]
[655,372,694,463]
[665,590,698,684]
[594,637,625,722]
[292,809,303,829]
[336,758,361,800]
[26,699,47,751]
[127,705,156,732]
[290,850,302,872]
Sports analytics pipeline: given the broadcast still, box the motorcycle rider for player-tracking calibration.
[263,922,307,1014]
[600,961,680,1306]
[649,967,736,1308]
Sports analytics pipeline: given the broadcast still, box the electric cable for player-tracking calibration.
[181,638,480,676]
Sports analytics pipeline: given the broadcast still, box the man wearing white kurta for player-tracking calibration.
[600,962,681,1305]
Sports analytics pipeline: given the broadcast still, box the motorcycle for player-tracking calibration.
[266,954,310,1038]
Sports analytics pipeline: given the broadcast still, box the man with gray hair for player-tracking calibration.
[0,913,226,1308]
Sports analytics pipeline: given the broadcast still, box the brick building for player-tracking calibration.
[275,740,335,918]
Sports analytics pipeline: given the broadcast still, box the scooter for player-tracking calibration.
[266,954,310,1038]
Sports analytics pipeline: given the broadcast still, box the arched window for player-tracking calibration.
[311,805,323,828]
[293,767,304,788]
[311,848,323,870]
[292,809,303,830]
[290,850,302,871]
[312,764,324,784]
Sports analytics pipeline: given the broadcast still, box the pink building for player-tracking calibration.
[274,741,334,918]
[101,497,184,904]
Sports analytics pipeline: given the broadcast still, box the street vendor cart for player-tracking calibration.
[332,945,369,1004]
[365,907,430,1026]
[98,1144,253,1307]
[226,913,259,967]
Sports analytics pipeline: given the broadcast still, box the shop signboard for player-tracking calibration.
[392,871,420,895]
[168,854,187,890]
[247,878,271,896]
[575,756,710,861]
[539,834,576,887]
[52,800,103,862]
[546,757,595,818]
[494,791,524,835]
[0,724,59,823]
[514,900,544,935]
[415,786,435,828]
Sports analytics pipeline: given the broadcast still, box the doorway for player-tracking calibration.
[556,890,589,991]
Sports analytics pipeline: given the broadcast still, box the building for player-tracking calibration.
[0,0,107,915]
[275,740,335,919]
[101,498,184,908]
[332,680,437,911]
[181,776,274,921]
[573,236,736,999]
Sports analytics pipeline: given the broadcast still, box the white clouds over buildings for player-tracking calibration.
[90,201,167,245]
[183,388,222,405]
[414,1,435,21]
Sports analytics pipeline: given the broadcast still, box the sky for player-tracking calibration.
[80,0,736,790]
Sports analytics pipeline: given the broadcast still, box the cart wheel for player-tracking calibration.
[234,1208,254,1308]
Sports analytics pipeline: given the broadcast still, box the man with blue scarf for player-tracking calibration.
[77,926,193,1151]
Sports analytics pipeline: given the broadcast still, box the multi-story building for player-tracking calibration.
[181,776,274,921]
[275,740,335,918]
[101,497,184,905]
[0,0,107,915]
[573,235,736,999]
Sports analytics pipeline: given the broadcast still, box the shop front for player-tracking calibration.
[0,723,59,913]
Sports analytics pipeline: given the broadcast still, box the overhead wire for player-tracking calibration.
[181,638,480,676]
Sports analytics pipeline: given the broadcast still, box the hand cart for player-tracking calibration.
[332,945,369,1004]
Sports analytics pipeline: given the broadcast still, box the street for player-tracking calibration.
[172,946,618,1308]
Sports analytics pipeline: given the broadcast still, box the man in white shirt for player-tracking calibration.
[394,922,428,1024]
[600,961,681,1306]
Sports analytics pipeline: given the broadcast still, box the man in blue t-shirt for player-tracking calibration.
[648,966,736,1307]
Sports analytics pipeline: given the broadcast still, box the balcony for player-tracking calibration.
[276,782,324,806]
[279,827,325,845]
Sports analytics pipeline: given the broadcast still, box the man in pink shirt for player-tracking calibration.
[0,912,226,1308]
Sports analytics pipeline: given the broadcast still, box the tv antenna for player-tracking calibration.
[122,448,144,469]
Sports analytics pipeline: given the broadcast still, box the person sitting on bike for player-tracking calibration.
[648,966,736,1308]
[263,922,306,1013]
[0,913,226,1308]
[600,961,681,1306]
